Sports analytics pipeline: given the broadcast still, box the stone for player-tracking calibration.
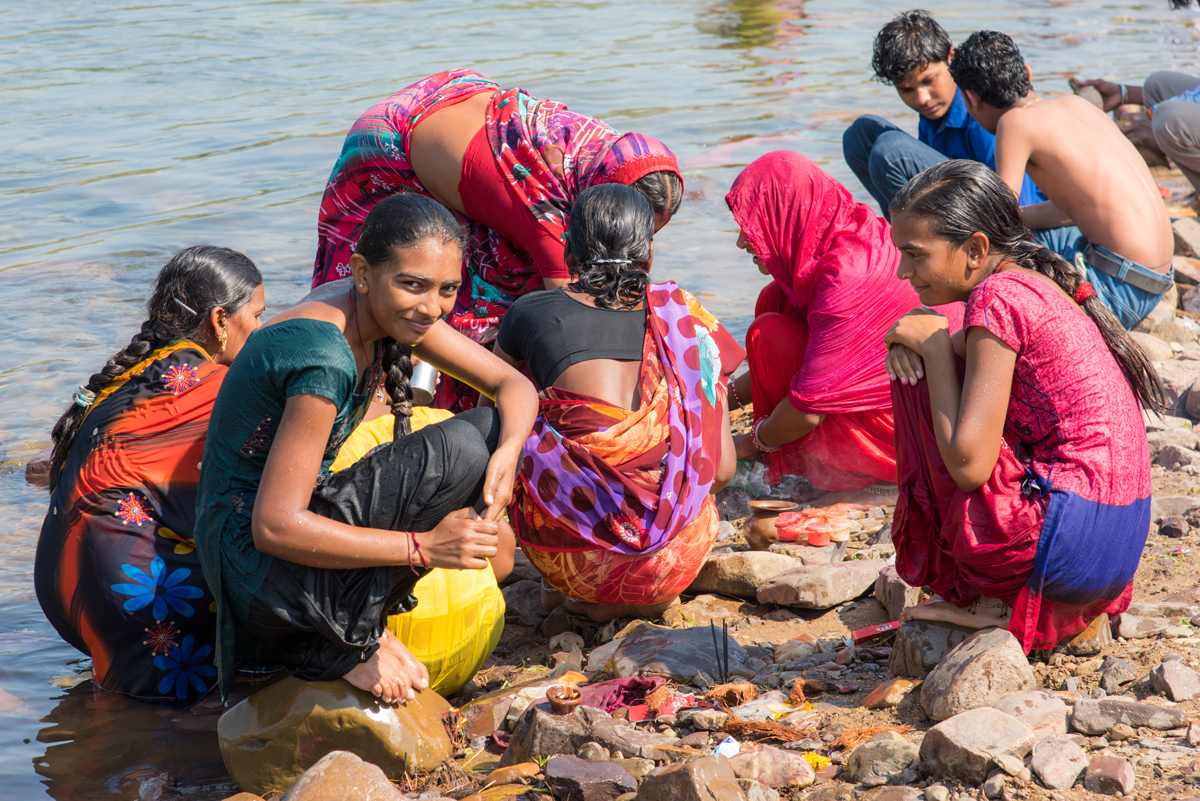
[1115,613,1171,639]
[1030,735,1088,791]
[614,758,655,782]
[1155,361,1200,411]
[842,738,919,783]
[737,780,779,801]
[919,629,1036,721]
[1131,331,1175,362]
[278,750,403,801]
[1070,698,1188,734]
[1084,756,1136,796]
[1150,658,1200,700]
[611,624,749,681]
[1107,723,1135,742]
[887,620,973,679]
[1161,515,1191,538]
[502,703,676,766]
[716,487,753,522]
[862,678,919,709]
[755,559,887,609]
[1176,217,1200,258]
[544,755,637,801]
[773,640,816,663]
[993,690,1070,740]
[222,795,266,801]
[855,789,923,801]
[1187,386,1200,420]
[689,552,800,599]
[1125,599,1200,617]
[24,448,52,488]
[636,755,747,801]
[728,745,815,789]
[874,566,921,621]
[924,786,951,801]
[661,595,766,628]
[1156,445,1200,470]
[1148,424,1200,456]
[678,708,730,731]
[486,763,540,784]
[768,540,847,564]
[218,678,452,797]
[1058,613,1112,656]
[503,580,550,628]
[982,773,1005,799]
[1188,720,1200,747]
[578,742,611,761]
[550,633,585,654]
[1153,495,1200,520]
[1097,656,1139,693]
[918,707,1037,784]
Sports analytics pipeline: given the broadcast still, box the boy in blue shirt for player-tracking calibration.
[843,10,1045,216]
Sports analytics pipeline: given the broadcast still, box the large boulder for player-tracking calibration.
[728,745,815,789]
[689,552,800,599]
[278,750,403,801]
[888,620,973,679]
[919,707,1037,784]
[637,755,747,801]
[919,629,1035,721]
[611,624,749,681]
[755,560,887,610]
[217,678,452,797]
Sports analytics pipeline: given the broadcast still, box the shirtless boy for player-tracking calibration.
[950,31,1174,329]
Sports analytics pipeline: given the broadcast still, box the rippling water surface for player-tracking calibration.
[1,1,1197,796]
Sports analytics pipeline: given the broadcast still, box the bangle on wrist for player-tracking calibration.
[1120,83,1128,105]
[728,378,744,409]
[750,418,781,452]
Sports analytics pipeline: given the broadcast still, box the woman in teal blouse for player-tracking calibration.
[195,194,537,704]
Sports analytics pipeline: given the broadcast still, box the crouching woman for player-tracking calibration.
[883,160,1159,651]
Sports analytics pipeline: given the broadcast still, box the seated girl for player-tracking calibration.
[194,194,536,704]
[883,160,1158,650]
[725,151,963,494]
[35,246,265,706]
[495,184,743,622]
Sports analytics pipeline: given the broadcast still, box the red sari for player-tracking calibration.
[726,151,962,490]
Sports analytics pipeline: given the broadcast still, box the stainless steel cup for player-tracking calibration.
[410,360,438,407]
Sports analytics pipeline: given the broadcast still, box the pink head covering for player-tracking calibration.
[577,133,683,194]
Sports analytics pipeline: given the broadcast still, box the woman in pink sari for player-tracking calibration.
[725,151,962,491]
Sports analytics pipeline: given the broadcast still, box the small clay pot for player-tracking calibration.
[546,685,583,715]
[745,499,798,551]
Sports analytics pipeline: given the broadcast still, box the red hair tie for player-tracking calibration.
[1074,282,1096,304]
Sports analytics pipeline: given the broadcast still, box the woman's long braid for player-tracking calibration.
[381,337,415,439]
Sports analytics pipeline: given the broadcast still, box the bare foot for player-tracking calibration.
[541,581,569,612]
[900,597,1011,631]
[564,595,681,623]
[343,630,430,705]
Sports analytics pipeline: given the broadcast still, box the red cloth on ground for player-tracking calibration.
[459,125,570,282]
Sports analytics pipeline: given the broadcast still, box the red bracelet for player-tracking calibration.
[751,418,781,452]
[412,532,428,569]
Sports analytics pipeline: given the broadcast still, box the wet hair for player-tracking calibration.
[949,30,1033,109]
[631,170,683,220]
[871,10,952,85]
[565,184,655,310]
[1172,0,1193,7]
[355,192,466,438]
[889,160,1164,413]
[50,246,262,486]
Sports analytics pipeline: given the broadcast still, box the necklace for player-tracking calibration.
[1017,95,1042,109]
[348,283,379,388]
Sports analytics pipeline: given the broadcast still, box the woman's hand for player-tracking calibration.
[884,308,950,357]
[420,508,500,570]
[886,345,925,385]
[482,443,521,521]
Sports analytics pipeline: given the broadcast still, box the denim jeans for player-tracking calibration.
[842,115,944,217]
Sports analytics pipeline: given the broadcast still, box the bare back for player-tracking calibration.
[409,91,493,214]
[995,94,1172,269]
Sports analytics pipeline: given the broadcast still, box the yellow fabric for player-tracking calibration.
[331,408,505,696]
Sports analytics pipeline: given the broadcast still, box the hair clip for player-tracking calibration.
[584,258,634,266]
[73,385,96,409]
[174,298,198,316]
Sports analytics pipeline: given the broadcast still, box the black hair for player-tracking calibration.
[355,192,466,439]
[949,30,1033,109]
[565,184,655,310]
[631,170,683,220]
[50,246,262,486]
[871,9,952,85]
[1172,0,1193,7]
[890,160,1165,413]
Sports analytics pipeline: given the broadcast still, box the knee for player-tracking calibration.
[437,417,495,483]
[456,406,502,452]
[843,115,890,155]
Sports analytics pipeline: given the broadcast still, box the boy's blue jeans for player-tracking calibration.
[842,115,942,217]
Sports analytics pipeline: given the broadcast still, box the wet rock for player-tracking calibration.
[502,703,676,766]
[1131,331,1175,362]
[689,552,800,599]
[218,678,452,797]
[545,755,637,801]
[636,755,747,801]
[768,541,846,565]
[503,580,550,628]
[1097,656,1139,693]
[1030,734,1088,790]
[611,624,748,681]
[24,448,52,488]
[1058,613,1112,656]
[661,595,766,628]
[1084,756,1136,796]
[278,750,403,801]
[918,707,1037,784]
[1070,698,1188,734]
[862,678,919,710]
[992,690,1070,739]
[887,620,973,679]
[843,737,919,783]
[728,745,815,789]
[874,566,921,621]
[1150,658,1200,700]
[919,629,1035,721]
[755,559,887,610]
[1115,612,1171,639]
[486,763,540,784]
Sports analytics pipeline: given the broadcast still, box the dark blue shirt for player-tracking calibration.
[918,89,1046,206]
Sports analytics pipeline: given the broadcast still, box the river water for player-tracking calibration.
[1,0,1196,797]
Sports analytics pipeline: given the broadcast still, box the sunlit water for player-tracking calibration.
[1,1,1197,796]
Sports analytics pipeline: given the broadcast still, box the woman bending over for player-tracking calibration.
[884,160,1159,650]
[36,246,264,706]
[314,70,683,410]
[725,151,963,493]
[496,184,743,622]
[195,194,536,703]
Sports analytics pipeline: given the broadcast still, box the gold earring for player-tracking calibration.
[218,329,228,354]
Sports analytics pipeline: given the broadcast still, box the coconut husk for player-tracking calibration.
[834,725,914,751]
[704,681,759,706]
[786,677,834,706]
[645,681,677,716]
[721,716,815,742]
